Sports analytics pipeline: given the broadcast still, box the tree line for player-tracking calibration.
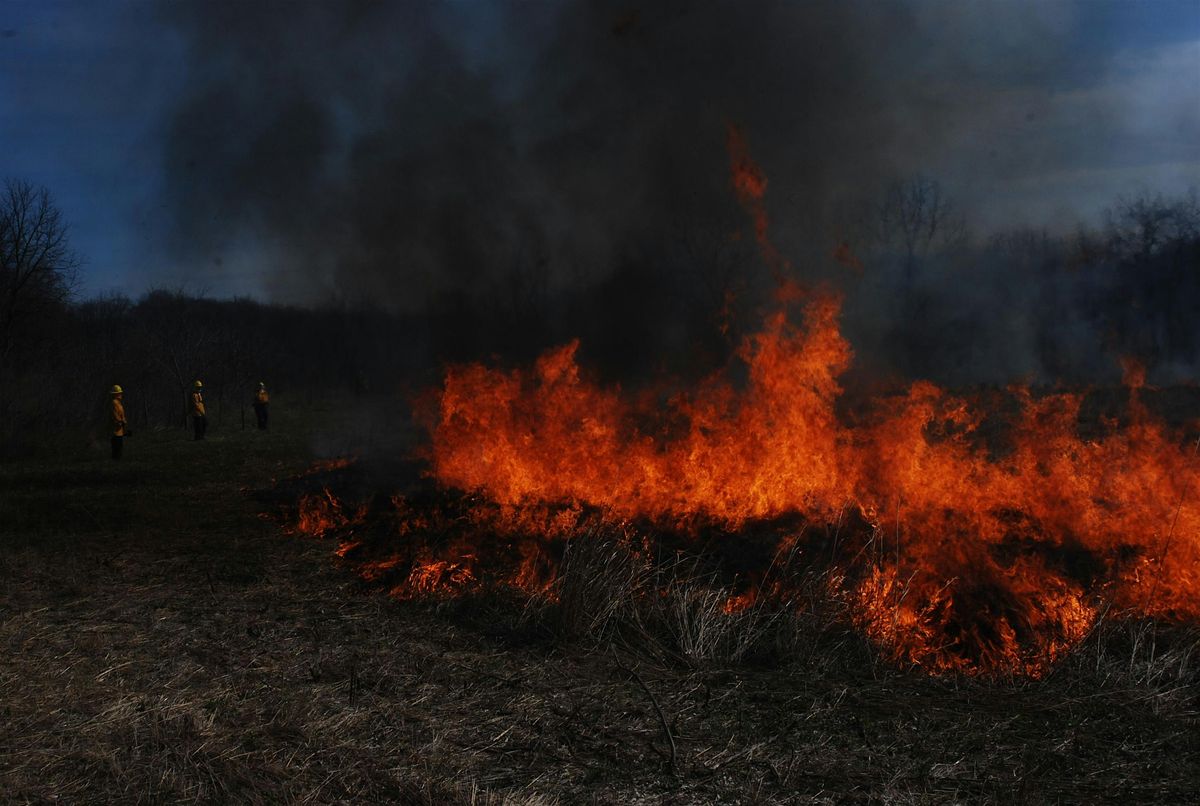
[2,176,1198,456]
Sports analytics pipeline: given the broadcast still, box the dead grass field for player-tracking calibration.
[3,410,1200,804]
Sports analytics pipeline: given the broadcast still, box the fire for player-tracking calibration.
[297,457,358,477]
[424,289,1200,675]
[722,589,758,615]
[399,559,478,599]
[413,130,1200,677]
[727,124,767,205]
[290,492,574,602]
[726,123,790,278]
[432,290,853,526]
[832,241,864,272]
[293,488,352,538]
[280,128,1200,678]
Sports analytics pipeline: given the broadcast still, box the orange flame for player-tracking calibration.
[426,289,1200,675]
[726,123,791,279]
[832,241,864,273]
[284,130,1200,678]
[293,488,349,538]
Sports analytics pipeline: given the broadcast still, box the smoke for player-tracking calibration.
[156,0,1195,383]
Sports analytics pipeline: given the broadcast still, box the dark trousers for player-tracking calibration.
[193,415,207,441]
[111,435,123,460]
[253,402,269,430]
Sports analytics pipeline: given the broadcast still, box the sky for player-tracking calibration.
[0,0,1198,301]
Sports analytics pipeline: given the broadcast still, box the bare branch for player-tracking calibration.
[0,179,78,363]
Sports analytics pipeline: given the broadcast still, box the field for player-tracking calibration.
[2,407,1200,804]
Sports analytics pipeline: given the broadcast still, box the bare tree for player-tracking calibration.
[865,176,968,376]
[875,176,966,279]
[0,180,78,364]
[1104,189,1200,262]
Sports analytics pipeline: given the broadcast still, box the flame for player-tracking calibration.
[293,488,350,538]
[288,490,572,602]
[281,129,1200,678]
[399,559,478,599]
[832,241,864,273]
[726,123,790,279]
[722,589,758,615]
[431,290,853,527]
[424,290,1200,675]
[297,457,358,477]
[415,125,1200,675]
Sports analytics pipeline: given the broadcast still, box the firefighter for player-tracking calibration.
[110,385,127,460]
[253,381,270,430]
[191,379,207,441]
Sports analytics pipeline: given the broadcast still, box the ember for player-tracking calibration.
[292,488,350,538]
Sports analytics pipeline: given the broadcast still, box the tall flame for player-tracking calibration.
[727,123,791,280]
[427,287,1200,674]
[415,127,1200,676]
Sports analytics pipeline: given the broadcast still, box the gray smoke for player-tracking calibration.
[157,0,1194,383]
[160,2,1055,292]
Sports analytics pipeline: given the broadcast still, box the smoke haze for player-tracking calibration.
[7,0,1195,384]
[158,1,1097,302]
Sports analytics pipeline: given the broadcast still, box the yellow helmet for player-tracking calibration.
[258,381,266,388]
[110,385,123,395]
[194,380,203,389]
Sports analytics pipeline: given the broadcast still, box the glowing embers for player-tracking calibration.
[311,493,576,602]
[284,457,366,539]
[285,481,1113,677]
[852,541,1097,678]
[292,488,360,538]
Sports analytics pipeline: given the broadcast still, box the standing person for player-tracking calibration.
[110,385,127,460]
[191,380,207,441]
[253,381,270,430]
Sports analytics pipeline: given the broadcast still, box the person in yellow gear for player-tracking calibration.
[253,381,270,430]
[191,380,207,441]
[110,385,127,460]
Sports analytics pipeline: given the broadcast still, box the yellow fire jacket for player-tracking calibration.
[191,391,206,417]
[111,398,126,437]
[256,389,269,404]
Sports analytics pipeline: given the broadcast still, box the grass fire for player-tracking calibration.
[286,287,1200,680]
[5,1,1200,802]
[277,130,1200,683]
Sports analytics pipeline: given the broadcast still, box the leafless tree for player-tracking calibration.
[1104,188,1200,262]
[0,180,78,364]
[987,227,1057,270]
[875,176,966,279]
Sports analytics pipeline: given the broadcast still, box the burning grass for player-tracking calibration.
[299,544,1200,797]
[360,127,1200,680]
[387,283,1200,678]
[272,460,1200,800]
[5,419,1200,802]
[281,446,1197,681]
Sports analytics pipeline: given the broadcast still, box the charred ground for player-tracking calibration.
[2,401,1199,804]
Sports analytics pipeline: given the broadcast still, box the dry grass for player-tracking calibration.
[3,428,1200,803]
[524,526,861,672]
